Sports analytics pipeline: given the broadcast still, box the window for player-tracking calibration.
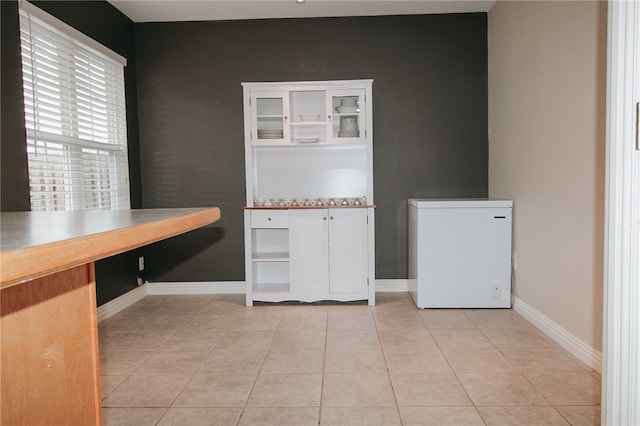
[18,1,130,211]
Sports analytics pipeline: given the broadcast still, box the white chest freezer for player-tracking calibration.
[408,198,513,308]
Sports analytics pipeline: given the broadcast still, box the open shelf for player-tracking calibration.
[251,252,289,262]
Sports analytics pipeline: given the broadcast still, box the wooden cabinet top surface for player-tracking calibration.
[0,207,221,289]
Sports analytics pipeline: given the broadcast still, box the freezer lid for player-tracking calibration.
[407,198,513,208]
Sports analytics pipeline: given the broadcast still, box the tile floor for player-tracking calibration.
[98,293,601,425]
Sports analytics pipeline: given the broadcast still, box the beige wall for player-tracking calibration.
[488,1,607,352]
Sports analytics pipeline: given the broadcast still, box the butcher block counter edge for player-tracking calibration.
[0,207,221,289]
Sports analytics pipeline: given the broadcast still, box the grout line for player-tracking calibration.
[371,302,405,424]
[418,306,488,424]
[317,308,329,425]
[236,311,282,426]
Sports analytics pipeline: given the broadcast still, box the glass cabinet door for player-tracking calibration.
[327,90,366,143]
[251,91,289,144]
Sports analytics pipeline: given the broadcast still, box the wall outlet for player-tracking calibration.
[138,256,145,271]
[492,286,501,300]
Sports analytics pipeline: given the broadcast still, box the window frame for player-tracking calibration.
[18,0,131,211]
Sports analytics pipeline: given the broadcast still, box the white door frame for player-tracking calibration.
[602,0,640,424]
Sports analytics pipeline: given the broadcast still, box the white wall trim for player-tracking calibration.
[602,1,640,423]
[375,279,410,292]
[512,296,602,373]
[144,279,410,295]
[146,281,245,295]
[96,284,148,322]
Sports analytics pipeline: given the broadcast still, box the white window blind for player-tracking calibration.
[18,1,130,211]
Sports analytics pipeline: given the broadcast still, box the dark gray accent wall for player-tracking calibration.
[1,1,30,212]
[0,1,142,305]
[136,13,488,281]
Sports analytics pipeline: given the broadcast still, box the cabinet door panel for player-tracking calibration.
[327,89,366,144]
[329,209,368,294]
[290,210,329,294]
[251,91,289,145]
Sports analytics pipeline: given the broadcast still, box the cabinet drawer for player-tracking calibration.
[251,211,289,228]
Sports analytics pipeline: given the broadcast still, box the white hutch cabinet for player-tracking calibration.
[242,80,375,306]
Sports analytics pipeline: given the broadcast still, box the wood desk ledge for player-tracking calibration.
[1,207,220,426]
[0,207,221,288]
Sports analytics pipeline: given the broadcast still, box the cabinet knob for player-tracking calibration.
[323,217,327,221]
[330,216,334,220]
[284,116,288,120]
[328,115,332,120]
[268,217,272,221]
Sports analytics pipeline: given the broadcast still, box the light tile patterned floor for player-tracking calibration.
[99,293,601,425]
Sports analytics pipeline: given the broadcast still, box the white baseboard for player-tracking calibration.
[146,281,244,295]
[512,296,602,373]
[96,284,148,322]
[375,279,410,292]
[144,279,409,295]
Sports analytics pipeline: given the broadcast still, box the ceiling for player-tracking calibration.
[107,0,495,23]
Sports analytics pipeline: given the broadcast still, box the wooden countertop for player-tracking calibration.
[0,207,221,289]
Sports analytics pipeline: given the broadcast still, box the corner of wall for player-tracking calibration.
[487,1,606,354]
